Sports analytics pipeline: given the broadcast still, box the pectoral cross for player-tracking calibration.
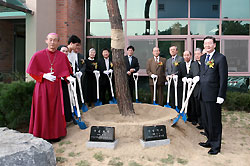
[50,66,54,72]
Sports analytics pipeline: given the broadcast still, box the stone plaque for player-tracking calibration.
[143,125,167,141]
[90,126,115,142]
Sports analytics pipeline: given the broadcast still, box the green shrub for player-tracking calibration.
[223,91,250,112]
[0,81,35,130]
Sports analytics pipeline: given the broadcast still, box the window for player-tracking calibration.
[127,0,155,19]
[86,38,111,60]
[223,40,249,72]
[128,39,156,68]
[190,21,219,35]
[158,21,188,35]
[127,21,156,36]
[158,0,188,18]
[222,21,250,35]
[87,0,124,19]
[222,0,250,19]
[191,0,220,18]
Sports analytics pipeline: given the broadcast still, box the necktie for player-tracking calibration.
[205,54,210,64]
[129,56,132,65]
[205,54,210,69]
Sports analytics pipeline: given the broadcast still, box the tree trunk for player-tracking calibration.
[106,0,135,116]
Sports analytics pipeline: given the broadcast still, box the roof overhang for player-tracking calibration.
[0,0,33,19]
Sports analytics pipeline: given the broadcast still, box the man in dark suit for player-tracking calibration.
[166,46,184,109]
[191,48,203,129]
[124,46,140,101]
[97,48,114,104]
[178,51,197,125]
[146,47,166,106]
[198,36,228,155]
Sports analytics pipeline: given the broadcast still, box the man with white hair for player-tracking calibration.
[27,33,73,141]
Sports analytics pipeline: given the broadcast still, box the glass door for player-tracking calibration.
[158,39,186,59]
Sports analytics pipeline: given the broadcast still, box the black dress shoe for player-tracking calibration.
[196,125,204,130]
[208,149,220,155]
[199,142,211,148]
[200,131,208,137]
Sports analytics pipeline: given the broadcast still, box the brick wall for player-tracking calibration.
[0,20,14,73]
[56,0,84,53]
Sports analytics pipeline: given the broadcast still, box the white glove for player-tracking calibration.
[75,71,82,78]
[151,74,157,79]
[108,69,113,73]
[93,70,100,74]
[216,97,224,104]
[187,78,193,84]
[103,70,109,75]
[182,77,187,83]
[193,76,200,83]
[43,72,56,82]
[66,76,75,83]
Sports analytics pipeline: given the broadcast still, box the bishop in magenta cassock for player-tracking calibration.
[27,33,73,140]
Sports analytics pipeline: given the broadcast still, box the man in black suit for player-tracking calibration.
[124,46,140,101]
[198,36,228,155]
[191,48,203,130]
[97,48,113,104]
[178,51,197,125]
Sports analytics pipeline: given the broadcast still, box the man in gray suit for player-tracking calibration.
[165,46,184,109]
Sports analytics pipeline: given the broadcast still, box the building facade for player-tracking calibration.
[0,0,250,80]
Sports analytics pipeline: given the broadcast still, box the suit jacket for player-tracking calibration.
[177,60,195,88]
[97,57,113,86]
[124,55,140,73]
[199,52,228,102]
[77,53,86,73]
[190,61,201,97]
[146,57,167,86]
[166,55,184,75]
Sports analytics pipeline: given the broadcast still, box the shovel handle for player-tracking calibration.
[107,72,115,97]
[166,76,172,103]
[133,73,139,100]
[94,71,100,99]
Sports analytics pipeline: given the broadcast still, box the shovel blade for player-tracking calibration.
[135,99,141,103]
[164,103,171,108]
[109,98,117,104]
[95,100,102,106]
[180,111,185,117]
[153,101,159,105]
[81,104,88,112]
[77,117,87,130]
[172,114,181,127]
[182,114,187,122]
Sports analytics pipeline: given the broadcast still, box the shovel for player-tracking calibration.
[152,75,158,105]
[180,77,187,117]
[164,75,172,108]
[173,75,179,113]
[182,78,193,122]
[75,74,88,112]
[133,73,141,103]
[69,78,87,130]
[67,83,77,125]
[94,70,102,106]
[172,76,200,126]
[107,70,117,104]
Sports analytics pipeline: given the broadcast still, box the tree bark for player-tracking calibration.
[106,0,135,116]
